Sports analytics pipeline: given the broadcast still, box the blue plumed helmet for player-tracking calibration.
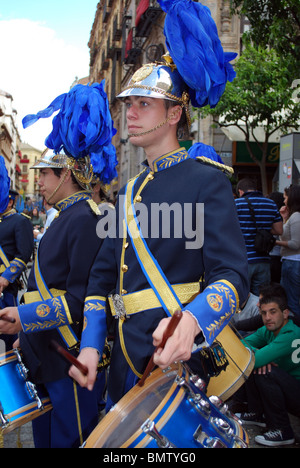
[118,0,237,120]
[22,81,118,187]
[0,155,10,213]
[158,0,237,108]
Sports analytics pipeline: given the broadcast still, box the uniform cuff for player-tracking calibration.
[185,280,239,346]
[2,258,26,283]
[19,295,72,334]
[80,296,108,355]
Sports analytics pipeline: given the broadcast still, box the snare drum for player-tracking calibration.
[84,363,248,448]
[0,349,52,434]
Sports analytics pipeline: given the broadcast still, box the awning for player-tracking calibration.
[221,124,282,143]
[125,28,133,58]
[135,0,149,26]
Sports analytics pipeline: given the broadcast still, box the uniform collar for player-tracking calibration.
[0,208,16,222]
[143,148,190,173]
[55,191,91,212]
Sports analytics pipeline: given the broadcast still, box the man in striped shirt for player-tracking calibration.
[235,178,283,295]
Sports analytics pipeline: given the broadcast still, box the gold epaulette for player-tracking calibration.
[21,212,31,220]
[196,156,234,176]
[86,198,101,216]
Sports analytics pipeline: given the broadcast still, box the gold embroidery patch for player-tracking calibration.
[36,304,51,318]
[132,64,153,82]
[207,293,223,312]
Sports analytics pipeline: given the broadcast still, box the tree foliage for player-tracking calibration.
[199,44,300,194]
[230,0,300,75]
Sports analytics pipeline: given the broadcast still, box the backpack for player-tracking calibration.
[243,197,276,255]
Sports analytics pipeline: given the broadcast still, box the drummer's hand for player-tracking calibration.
[0,307,22,334]
[152,311,201,369]
[0,276,9,294]
[68,347,99,391]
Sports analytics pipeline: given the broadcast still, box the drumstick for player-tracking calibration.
[50,339,88,376]
[138,310,182,387]
[0,315,16,323]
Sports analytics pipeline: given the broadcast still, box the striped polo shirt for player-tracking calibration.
[235,191,282,263]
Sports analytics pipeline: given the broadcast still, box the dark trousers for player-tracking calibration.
[244,366,300,431]
[0,291,17,351]
[32,372,106,448]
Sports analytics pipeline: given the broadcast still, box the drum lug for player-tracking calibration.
[176,376,211,418]
[0,402,9,429]
[210,416,234,441]
[193,424,226,448]
[25,382,44,411]
[233,435,248,448]
[209,395,243,425]
[141,418,176,448]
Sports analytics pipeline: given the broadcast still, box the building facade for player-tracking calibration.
[0,89,21,191]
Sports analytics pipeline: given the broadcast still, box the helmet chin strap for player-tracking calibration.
[46,169,69,205]
[128,113,175,138]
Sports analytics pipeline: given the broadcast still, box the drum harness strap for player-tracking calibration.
[114,174,202,377]
[114,173,242,380]
[28,244,79,350]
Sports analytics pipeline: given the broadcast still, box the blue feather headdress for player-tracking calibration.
[22,81,118,185]
[0,155,10,213]
[157,0,237,108]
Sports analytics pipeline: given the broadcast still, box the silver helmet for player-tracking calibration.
[31,148,93,191]
[117,54,191,127]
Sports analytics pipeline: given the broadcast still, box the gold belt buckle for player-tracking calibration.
[112,294,127,321]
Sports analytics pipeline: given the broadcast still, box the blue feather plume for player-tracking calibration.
[188,142,224,163]
[22,81,118,184]
[157,0,237,108]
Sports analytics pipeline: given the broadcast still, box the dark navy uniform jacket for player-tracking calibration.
[81,150,249,403]
[0,210,34,297]
[18,193,103,384]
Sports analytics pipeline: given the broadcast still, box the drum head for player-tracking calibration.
[85,364,185,448]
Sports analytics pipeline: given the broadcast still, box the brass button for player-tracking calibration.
[122,264,128,272]
[147,172,154,180]
[124,242,129,249]
[135,195,142,203]
[121,289,127,294]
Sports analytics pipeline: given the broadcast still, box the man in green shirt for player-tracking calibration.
[237,283,300,446]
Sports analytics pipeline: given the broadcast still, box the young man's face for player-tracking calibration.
[38,168,67,205]
[124,96,178,148]
[260,301,289,335]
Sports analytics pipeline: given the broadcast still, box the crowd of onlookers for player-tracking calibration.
[230,180,300,447]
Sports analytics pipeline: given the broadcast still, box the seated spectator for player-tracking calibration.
[234,283,300,446]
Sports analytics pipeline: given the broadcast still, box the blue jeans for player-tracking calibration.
[248,262,271,296]
[281,259,300,318]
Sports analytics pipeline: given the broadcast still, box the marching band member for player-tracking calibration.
[70,0,249,410]
[0,82,118,447]
[0,158,34,350]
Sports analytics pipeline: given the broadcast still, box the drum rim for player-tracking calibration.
[85,363,187,448]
